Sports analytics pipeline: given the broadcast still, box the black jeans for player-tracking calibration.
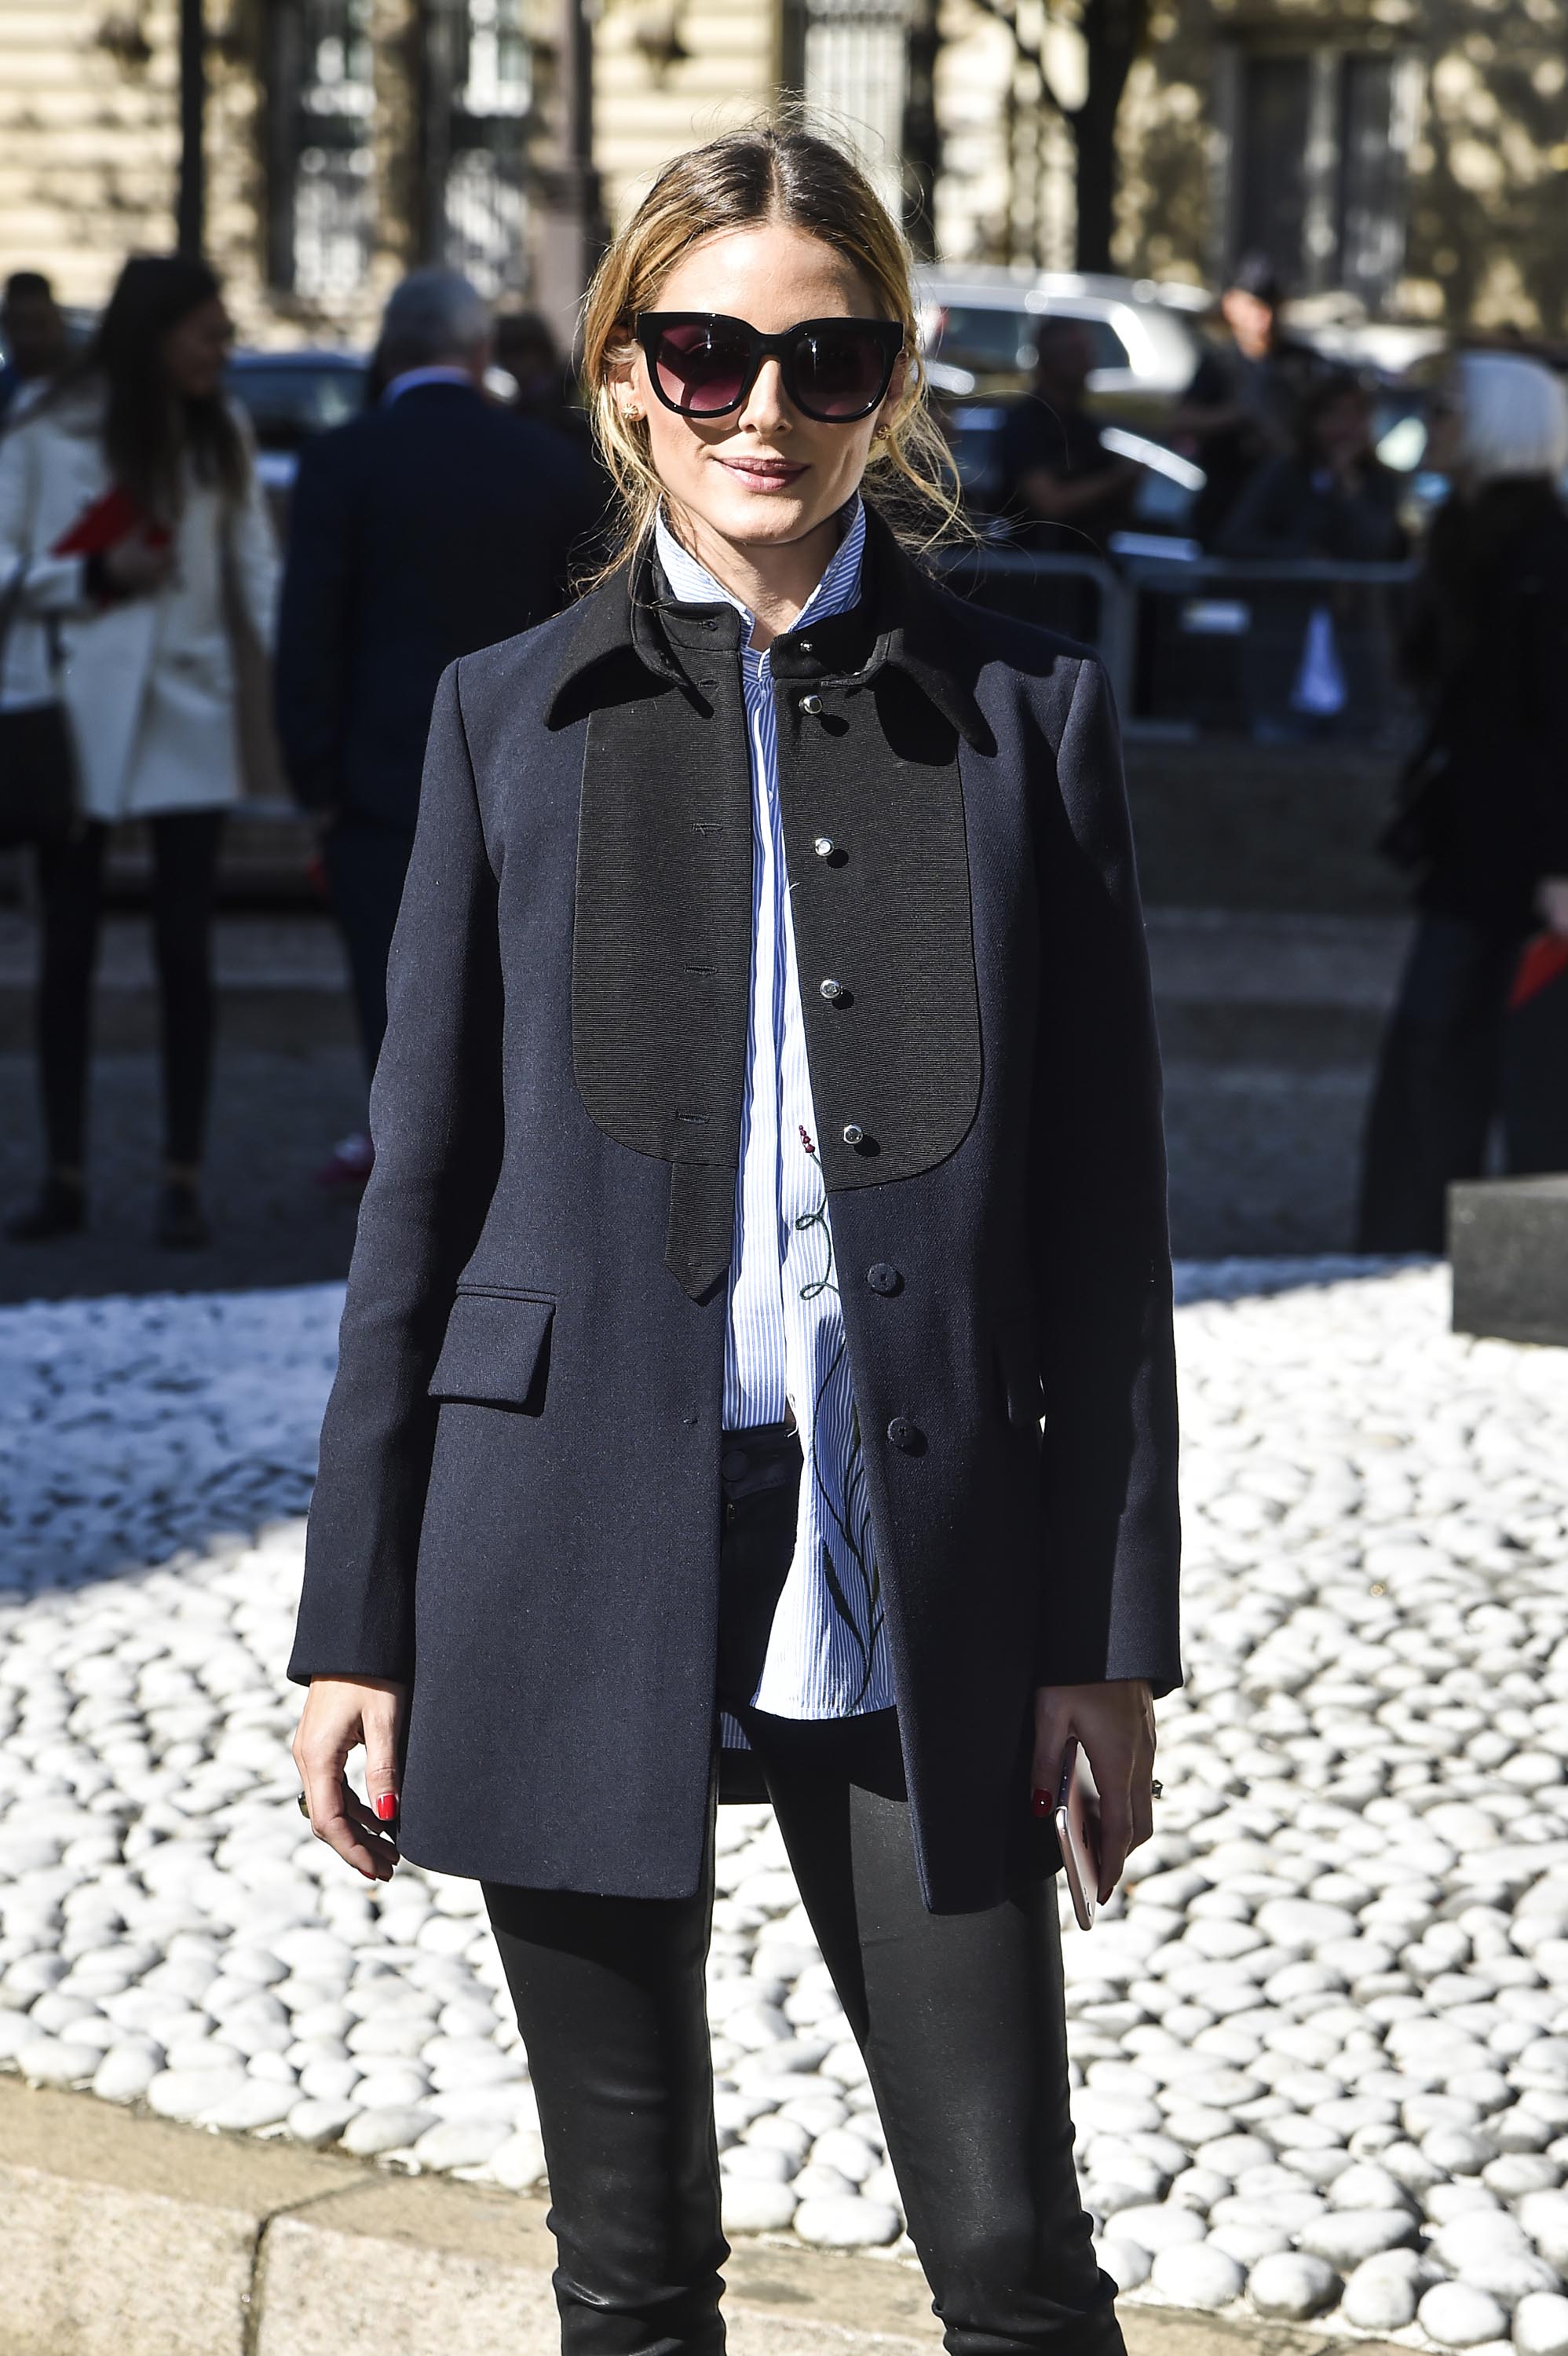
[1357,913,1525,1253]
[320,814,416,1082]
[483,1431,1118,2356]
[34,811,225,1169]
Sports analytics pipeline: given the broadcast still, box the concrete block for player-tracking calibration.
[1450,1176,1568,1346]
[254,2195,561,2356]
[0,2162,258,2356]
[0,2076,353,2356]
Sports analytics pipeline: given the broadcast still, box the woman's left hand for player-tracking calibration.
[1033,1678,1157,1904]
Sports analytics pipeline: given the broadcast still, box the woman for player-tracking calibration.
[0,254,279,1249]
[1359,350,1568,1252]
[291,125,1179,2356]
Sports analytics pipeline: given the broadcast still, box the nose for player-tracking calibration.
[737,355,790,436]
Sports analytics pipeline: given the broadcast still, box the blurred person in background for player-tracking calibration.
[276,269,597,1193]
[1358,350,1568,1251]
[0,271,69,431]
[1216,371,1405,562]
[1217,371,1407,741]
[493,307,592,453]
[1171,254,1322,548]
[992,316,1142,558]
[0,255,278,1249]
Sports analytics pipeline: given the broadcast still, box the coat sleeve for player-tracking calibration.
[1031,654,1182,1695]
[273,433,354,810]
[0,423,90,616]
[288,662,505,1685]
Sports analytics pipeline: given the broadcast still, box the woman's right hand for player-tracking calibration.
[292,1676,408,1882]
[104,529,175,594]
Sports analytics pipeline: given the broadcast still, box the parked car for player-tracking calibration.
[225,349,369,497]
[916,266,1212,532]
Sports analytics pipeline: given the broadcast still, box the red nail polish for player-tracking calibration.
[375,1792,398,1822]
[1031,1788,1051,1817]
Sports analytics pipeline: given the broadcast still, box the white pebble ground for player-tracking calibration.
[6,1263,1568,2348]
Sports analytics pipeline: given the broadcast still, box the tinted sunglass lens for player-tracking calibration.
[652,321,753,414]
[793,327,888,418]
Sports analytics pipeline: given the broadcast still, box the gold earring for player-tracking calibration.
[626,404,643,421]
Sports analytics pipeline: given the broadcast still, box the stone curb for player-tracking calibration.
[0,2077,1411,2356]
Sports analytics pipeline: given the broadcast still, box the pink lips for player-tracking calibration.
[718,458,806,492]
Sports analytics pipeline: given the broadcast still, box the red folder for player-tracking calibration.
[51,487,171,558]
[1510,933,1568,1010]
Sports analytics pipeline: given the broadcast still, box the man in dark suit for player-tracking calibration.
[276,268,596,1187]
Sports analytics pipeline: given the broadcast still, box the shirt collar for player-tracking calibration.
[382,364,478,405]
[652,497,867,649]
[546,499,989,751]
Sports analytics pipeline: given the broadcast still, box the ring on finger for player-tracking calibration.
[296,1790,310,1817]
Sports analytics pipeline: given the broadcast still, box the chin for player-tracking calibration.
[706,498,828,547]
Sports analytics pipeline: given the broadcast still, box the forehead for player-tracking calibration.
[652,223,881,325]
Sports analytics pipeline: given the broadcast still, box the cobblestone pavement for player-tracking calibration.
[9,1268,1568,2351]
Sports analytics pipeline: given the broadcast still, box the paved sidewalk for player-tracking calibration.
[0,907,1407,1295]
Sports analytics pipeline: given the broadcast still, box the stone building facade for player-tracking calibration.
[0,0,1563,348]
[1115,0,1568,336]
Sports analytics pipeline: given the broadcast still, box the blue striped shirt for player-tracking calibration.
[655,500,894,1722]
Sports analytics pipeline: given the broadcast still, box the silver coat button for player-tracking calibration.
[820,979,845,1002]
[799,693,823,715]
[814,836,835,858]
[842,1123,864,1146]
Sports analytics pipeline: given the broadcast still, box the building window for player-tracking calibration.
[1230,48,1413,314]
[782,0,910,219]
[267,0,376,300]
[426,0,533,298]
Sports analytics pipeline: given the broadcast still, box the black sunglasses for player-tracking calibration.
[634,312,904,424]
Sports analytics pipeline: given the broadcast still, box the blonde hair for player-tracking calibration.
[1455,350,1568,487]
[579,120,963,579]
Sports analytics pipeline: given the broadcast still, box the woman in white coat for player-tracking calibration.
[0,256,279,1249]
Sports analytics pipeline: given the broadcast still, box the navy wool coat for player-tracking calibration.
[289,503,1182,1914]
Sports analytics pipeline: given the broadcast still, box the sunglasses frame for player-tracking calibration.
[633,312,905,425]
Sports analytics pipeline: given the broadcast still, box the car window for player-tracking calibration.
[1042,312,1131,372]
[930,306,1038,374]
[930,303,1131,377]
[227,363,367,449]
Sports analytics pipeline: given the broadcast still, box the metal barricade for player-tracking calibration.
[935,546,1419,744]
[1121,554,1418,742]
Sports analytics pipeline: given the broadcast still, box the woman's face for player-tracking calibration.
[162,297,232,401]
[619,222,905,558]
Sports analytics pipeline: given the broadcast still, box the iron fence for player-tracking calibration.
[940,548,1420,742]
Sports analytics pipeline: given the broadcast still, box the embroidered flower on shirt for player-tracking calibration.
[795,1127,882,1703]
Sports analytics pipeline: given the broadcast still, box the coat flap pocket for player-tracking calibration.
[429,1290,554,1410]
